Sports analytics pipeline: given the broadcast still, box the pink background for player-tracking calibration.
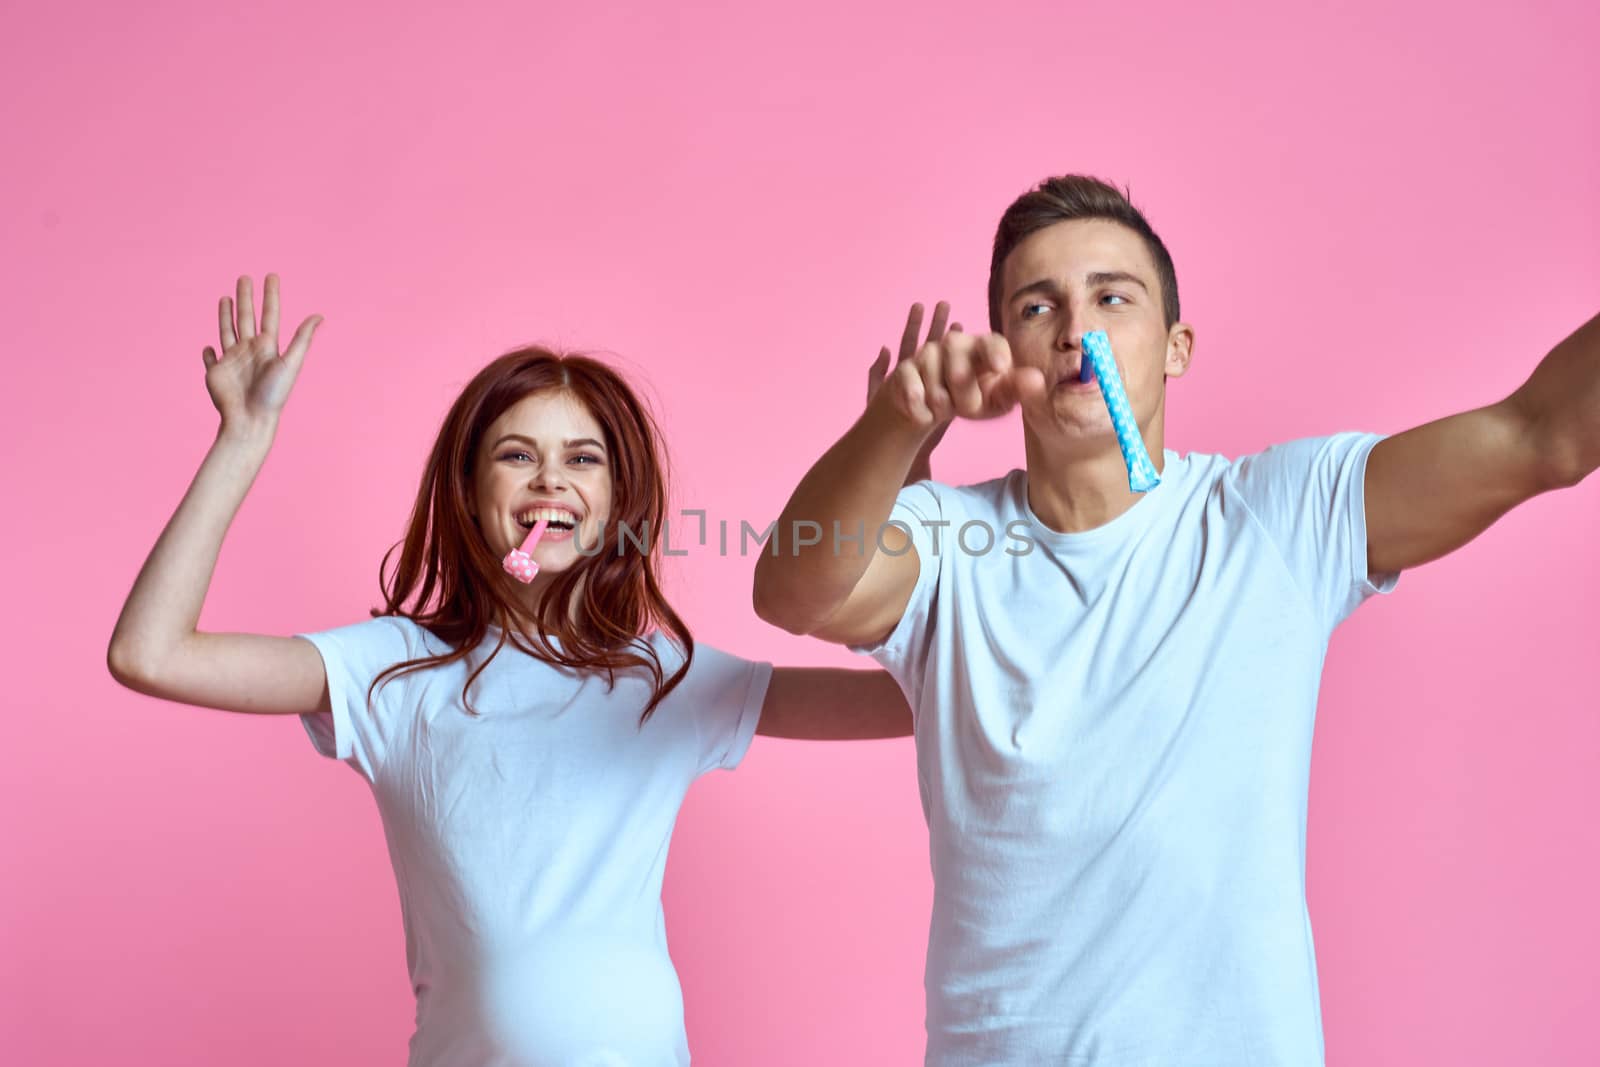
[3,0,1596,1063]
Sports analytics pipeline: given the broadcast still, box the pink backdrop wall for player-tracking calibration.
[4,1,1596,1063]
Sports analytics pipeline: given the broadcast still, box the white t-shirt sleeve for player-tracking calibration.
[848,480,949,687]
[296,615,421,781]
[677,642,772,774]
[1228,432,1399,636]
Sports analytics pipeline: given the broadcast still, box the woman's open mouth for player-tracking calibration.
[515,506,581,540]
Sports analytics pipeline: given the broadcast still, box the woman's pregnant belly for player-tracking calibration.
[414,928,689,1067]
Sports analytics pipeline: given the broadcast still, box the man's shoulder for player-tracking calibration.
[1220,432,1384,491]
[906,470,1023,518]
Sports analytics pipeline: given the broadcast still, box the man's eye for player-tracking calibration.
[1101,293,1128,306]
[1022,303,1049,318]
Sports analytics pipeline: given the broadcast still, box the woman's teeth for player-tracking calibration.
[518,507,578,530]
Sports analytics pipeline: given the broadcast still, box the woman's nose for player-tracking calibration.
[532,463,569,490]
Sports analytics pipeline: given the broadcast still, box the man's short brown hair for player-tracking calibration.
[988,175,1180,332]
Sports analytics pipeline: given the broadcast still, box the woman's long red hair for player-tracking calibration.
[369,348,692,722]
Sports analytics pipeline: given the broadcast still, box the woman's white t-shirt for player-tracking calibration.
[298,618,770,1067]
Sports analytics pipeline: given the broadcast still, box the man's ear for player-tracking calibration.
[1164,322,1195,379]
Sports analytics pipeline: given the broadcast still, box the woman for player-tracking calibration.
[107,275,931,1066]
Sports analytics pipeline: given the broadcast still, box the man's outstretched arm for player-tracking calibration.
[1365,309,1599,575]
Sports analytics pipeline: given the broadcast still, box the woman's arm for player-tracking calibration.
[107,275,331,715]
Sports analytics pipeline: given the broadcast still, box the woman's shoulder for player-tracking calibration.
[298,613,434,657]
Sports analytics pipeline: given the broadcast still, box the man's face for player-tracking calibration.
[999,218,1191,444]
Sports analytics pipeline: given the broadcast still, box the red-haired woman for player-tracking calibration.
[107,275,928,1067]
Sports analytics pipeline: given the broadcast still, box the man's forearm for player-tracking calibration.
[753,397,930,632]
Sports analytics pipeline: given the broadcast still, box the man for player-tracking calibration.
[752,175,1597,1065]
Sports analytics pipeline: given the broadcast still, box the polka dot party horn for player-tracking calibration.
[1079,329,1160,493]
[502,518,549,583]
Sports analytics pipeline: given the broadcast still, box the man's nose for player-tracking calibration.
[1055,318,1084,351]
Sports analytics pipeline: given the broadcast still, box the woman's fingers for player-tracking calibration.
[260,273,280,342]
[280,314,323,377]
[218,296,237,350]
[235,276,256,341]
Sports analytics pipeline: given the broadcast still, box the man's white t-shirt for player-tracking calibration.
[298,619,770,1067]
[855,433,1397,1066]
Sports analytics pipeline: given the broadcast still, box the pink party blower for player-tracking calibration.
[502,518,549,583]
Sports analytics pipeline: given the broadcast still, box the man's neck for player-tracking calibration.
[1022,420,1167,534]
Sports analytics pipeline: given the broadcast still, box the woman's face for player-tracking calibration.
[471,389,614,596]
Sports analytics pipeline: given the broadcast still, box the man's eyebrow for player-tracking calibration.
[1008,271,1150,304]
[1007,278,1062,304]
[1086,271,1149,292]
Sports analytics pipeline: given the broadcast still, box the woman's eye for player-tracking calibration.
[501,451,533,462]
[570,454,601,466]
